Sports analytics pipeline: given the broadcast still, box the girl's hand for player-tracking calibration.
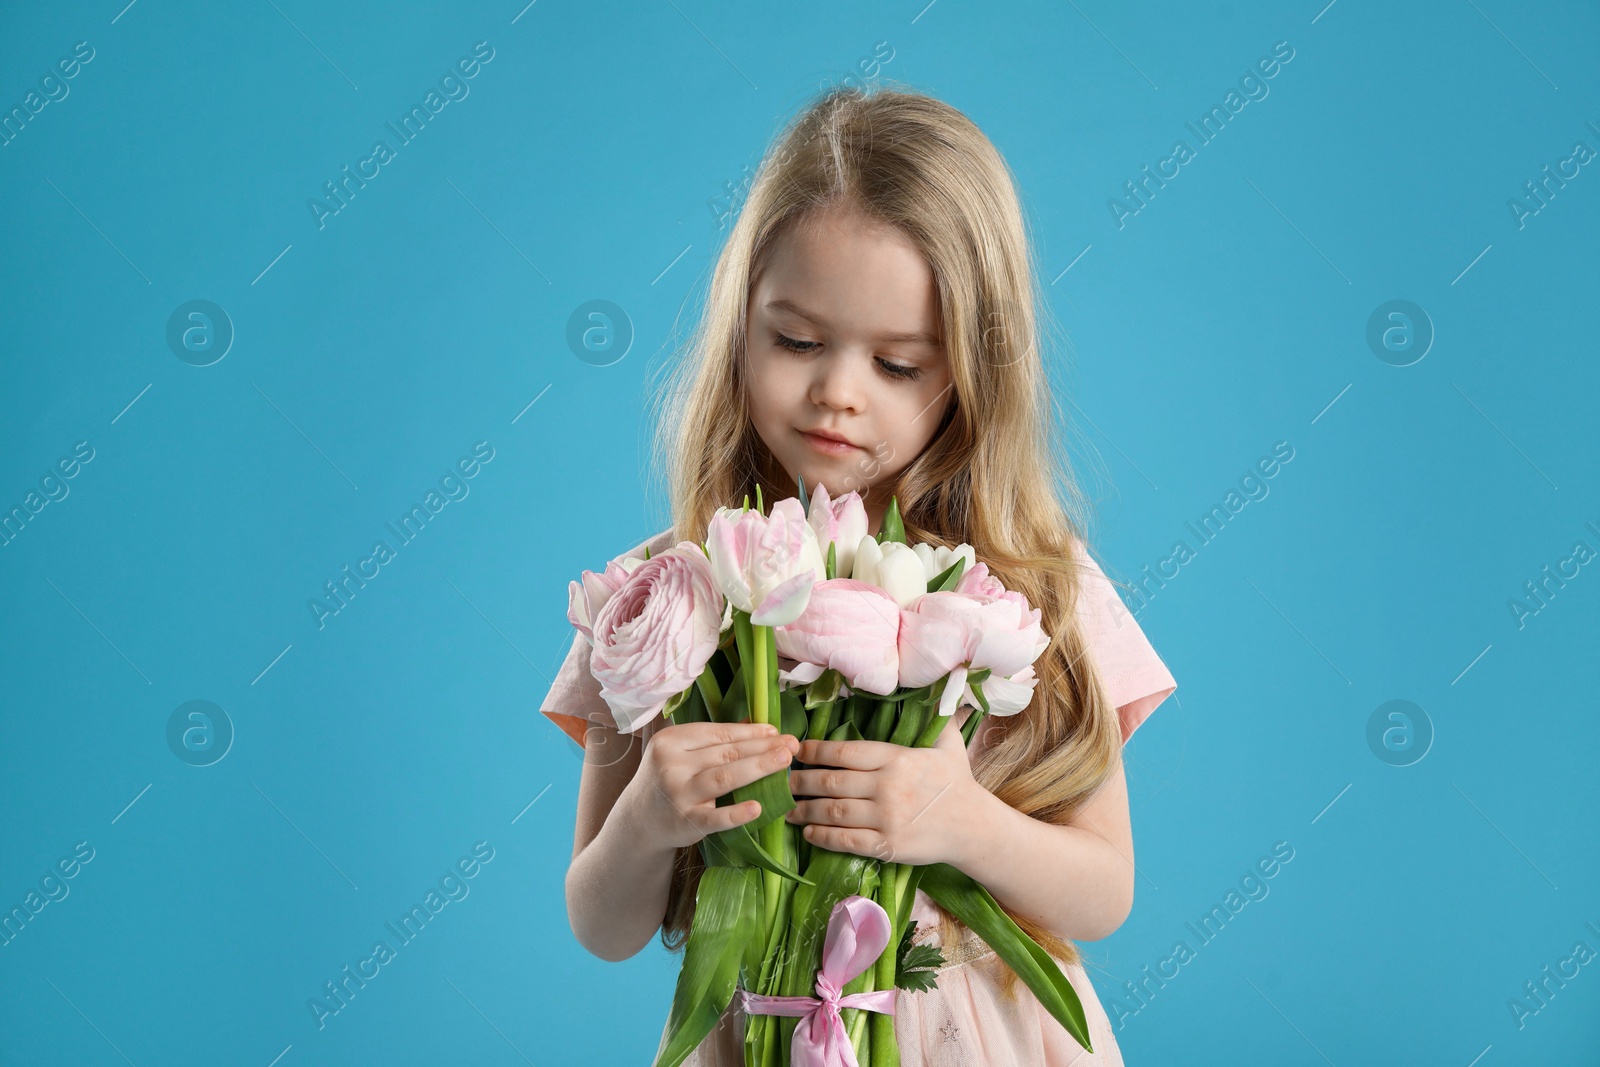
[623,721,800,850]
[785,706,978,867]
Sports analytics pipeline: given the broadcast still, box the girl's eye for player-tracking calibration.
[773,332,818,353]
[877,359,923,382]
[773,332,924,382]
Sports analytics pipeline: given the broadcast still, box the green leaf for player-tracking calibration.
[701,819,814,884]
[671,680,709,726]
[895,864,927,931]
[797,472,809,514]
[827,718,864,742]
[825,539,837,580]
[779,688,808,739]
[661,686,692,721]
[717,670,748,725]
[918,863,1094,1053]
[652,866,763,1067]
[804,668,843,709]
[720,761,799,851]
[878,496,905,544]
[895,921,946,994]
[926,556,968,593]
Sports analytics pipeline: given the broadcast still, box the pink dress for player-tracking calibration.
[540,528,1178,1066]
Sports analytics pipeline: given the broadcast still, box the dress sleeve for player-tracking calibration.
[1072,540,1178,744]
[537,526,677,747]
[539,630,617,746]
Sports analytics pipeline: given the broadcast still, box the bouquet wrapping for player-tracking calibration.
[563,481,1092,1066]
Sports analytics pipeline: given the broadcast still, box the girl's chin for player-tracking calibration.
[779,461,840,492]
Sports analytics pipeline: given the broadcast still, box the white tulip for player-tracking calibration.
[912,542,976,583]
[851,536,928,608]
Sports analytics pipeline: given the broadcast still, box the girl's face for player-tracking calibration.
[745,206,954,533]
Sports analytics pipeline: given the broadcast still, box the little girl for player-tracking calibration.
[541,86,1177,1066]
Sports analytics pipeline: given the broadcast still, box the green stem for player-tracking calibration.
[886,690,927,747]
[913,711,952,748]
[866,699,895,742]
[750,623,769,727]
[806,699,836,742]
[751,622,784,941]
[913,681,955,748]
[961,705,987,746]
[848,1001,871,1063]
[869,860,903,1066]
[695,661,722,719]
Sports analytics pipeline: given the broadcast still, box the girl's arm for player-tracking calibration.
[565,721,677,962]
[950,758,1136,943]
[791,709,1136,943]
[565,717,802,962]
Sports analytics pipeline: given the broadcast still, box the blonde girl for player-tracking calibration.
[541,85,1178,1066]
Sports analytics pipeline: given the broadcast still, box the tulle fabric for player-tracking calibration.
[891,888,1123,1066]
[664,887,1121,1066]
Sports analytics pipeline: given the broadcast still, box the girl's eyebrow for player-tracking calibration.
[763,298,941,346]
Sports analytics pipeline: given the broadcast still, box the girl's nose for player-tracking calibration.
[809,352,866,413]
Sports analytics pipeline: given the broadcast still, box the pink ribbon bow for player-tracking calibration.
[736,895,898,1067]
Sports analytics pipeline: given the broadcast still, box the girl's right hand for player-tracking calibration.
[625,721,800,850]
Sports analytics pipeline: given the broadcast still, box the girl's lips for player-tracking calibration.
[799,429,861,456]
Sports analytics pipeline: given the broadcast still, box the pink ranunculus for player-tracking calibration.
[587,543,726,733]
[952,559,1006,599]
[774,578,902,696]
[706,497,824,626]
[566,550,650,642]
[805,482,869,579]
[897,590,1050,716]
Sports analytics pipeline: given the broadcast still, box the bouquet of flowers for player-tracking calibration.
[564,481,1092,1067]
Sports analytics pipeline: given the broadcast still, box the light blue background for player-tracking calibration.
[1,1,1596,1065]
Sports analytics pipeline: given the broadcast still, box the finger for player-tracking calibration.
[788,767,873,800]
[701,734,801,766]
[785,797,878,830]
[684,743,795,803]
[797,737,891,771]
[677,720,783,751]
[935,707,973,750]
[797,822,886,859]
[693,796,766,834]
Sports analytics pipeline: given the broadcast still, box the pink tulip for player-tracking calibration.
[588,544,726,733]
[774,578,901,696]
[897,590,1050,717]
[705,497,824,626]
[805,482,869,578]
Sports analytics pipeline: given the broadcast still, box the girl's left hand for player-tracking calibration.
[785,706,979,868]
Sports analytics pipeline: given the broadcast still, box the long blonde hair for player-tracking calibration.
[642,84,1123,995]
